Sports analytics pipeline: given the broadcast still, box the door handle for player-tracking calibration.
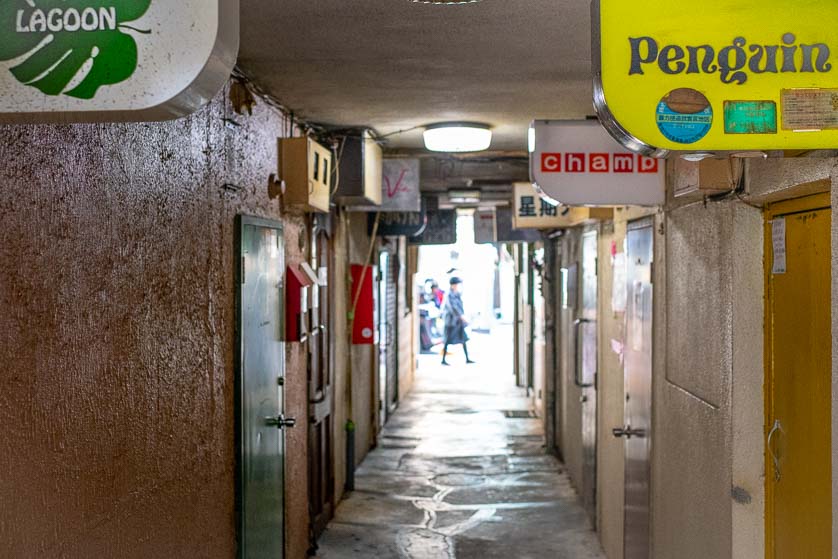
[767,419,782,482]
[612,426,646,439]
[265,415,297,429]
[574,318,595,388]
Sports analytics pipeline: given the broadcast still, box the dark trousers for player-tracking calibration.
[442,342,470,363]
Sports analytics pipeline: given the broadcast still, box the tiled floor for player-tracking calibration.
[315,327,605,559]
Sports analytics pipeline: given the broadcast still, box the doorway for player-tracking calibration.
[577,228,599,525]
[765,193,832,559]
[236,216,289,559]
[308,216,335,540]
[378,246,399,427]
[620,218,654,559]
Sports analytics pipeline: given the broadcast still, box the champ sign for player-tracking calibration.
[0,0,238,123]
[530,120,665,206]
[594,0,838,154]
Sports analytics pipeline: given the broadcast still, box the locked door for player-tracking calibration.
[377,248,399,426]
[237,216,294,559]
[618,218,654,559]
[308,218,334,539]
[766,194,832,558]
[576,229,599,524]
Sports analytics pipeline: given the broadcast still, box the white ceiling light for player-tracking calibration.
[423,123,492,153]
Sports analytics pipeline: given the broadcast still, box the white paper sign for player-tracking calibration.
[772,218,787,274]
[530,120,665,206]
[612,252,627,312]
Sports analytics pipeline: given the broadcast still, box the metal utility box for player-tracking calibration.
[672,158,738,199]
[336,131,383,207]
[278,137,332,213]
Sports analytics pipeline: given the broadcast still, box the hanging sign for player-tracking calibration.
[381,159,421,212]
[474,209,497,244]
[0,0,238,123]
[369,207,427,237]
[593,0,838,154]
[530,120,665,206]
[409,210,457,246]
[514,182,616,229]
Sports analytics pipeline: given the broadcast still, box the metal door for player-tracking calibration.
[377,249,399,425]
[308,218,334,539]
[577,229,598,523]
[237,216,293,559]
[766,194,832,559]
[618,218,654,559]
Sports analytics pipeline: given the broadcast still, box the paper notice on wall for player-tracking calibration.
[612,253,627,313]
[772,218,787,275]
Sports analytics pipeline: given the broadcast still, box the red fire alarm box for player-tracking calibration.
[351,264,375,345]
[286,264,317,342]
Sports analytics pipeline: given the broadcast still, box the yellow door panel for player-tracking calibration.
[765,193,832,559]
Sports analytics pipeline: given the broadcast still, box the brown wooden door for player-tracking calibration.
[308,217,334,540]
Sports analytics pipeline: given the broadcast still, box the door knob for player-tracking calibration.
[265,415,297,429]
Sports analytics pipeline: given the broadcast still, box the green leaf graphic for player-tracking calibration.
[0,0,151,99]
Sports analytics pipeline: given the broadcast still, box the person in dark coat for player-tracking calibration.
[442,277,474,365]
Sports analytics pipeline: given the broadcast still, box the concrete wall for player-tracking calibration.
[0,85,311,558]
[346,213,378,459]
[396,237,416,401]
[558,229,584,492]
[331,211,350,503]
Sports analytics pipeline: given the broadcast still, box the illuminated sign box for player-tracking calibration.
[530,120,665,206]
[0,1,238,123]
[593,0,838,154]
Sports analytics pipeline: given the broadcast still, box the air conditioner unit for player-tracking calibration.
[278,137,332,213]
[336,131,383,208]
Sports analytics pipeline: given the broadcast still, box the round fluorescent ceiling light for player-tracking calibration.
[423,123,492,153]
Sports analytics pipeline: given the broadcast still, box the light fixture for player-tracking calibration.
[448,189,482,204]
[423,123,492,153]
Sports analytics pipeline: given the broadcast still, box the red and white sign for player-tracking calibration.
[530,120,665,206]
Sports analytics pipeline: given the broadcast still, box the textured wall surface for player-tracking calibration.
[0,86,310,558]
[654,202,733,559]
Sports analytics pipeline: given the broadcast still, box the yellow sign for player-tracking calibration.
[594,0,838,153]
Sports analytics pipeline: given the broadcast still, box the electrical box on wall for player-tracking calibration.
[285,263,318,342]
[672,158,739,199]
[350,265,375,345]
[278,137,332,213]
[336,131,383,208]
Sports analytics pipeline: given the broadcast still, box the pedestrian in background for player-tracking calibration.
[441,277,474,366]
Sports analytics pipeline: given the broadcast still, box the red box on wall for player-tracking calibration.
[351,264,375,345]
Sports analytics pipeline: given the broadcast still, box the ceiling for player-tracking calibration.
[239,0,594,153]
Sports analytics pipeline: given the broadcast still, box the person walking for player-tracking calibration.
[441,277,474,366]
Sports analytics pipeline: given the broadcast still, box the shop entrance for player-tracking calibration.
[765,193,832,558]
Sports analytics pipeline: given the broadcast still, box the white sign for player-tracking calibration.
[381,159,421,212]
[474,209,496,244]
[0,1,238,123]
[530,120,665,206]
[772,218,787,275]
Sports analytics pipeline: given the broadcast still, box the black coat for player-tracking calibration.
[443,291,469,345]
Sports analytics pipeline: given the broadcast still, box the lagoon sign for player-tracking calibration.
[0,0,238,123]
[593,0,838,155]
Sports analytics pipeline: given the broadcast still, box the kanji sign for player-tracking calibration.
[0,0,238,123]
[594,0,838,153]
[530,120,665,206]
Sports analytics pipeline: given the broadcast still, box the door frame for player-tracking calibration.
[235,215,287,559]
[763,192,832,558]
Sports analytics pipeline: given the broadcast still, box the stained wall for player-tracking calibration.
[0,85,311,558]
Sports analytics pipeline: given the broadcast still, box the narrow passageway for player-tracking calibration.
[316,326,604,559]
